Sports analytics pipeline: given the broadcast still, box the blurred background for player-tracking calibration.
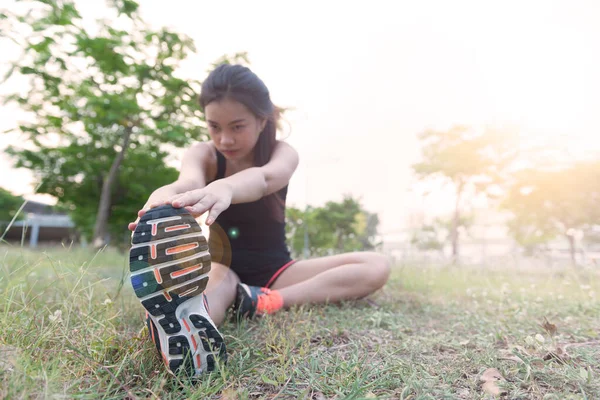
[1,0,599,268]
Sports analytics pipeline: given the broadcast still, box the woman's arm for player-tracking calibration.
[128,142,216,230]
[214,140,299,203]
[169,141,299,224]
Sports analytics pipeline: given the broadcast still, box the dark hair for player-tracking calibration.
[199,64,279,167]
[199,64,285,221]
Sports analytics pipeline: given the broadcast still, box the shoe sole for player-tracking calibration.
[129,205,226,376]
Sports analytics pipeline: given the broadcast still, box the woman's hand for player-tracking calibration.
[128,197,184,232]
[127,181,232,231]
[128,208,149,232]
[167,181,233,225]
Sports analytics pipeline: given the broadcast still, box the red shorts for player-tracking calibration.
[233,259,297,288]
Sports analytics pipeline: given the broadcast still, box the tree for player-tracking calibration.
[0,188,24,232]
[286,195,380,257]
[65,146,180,244]
[1,0,206,247]
[412,125,516,262]
[502,161,600,265]
[353,209,381,251]
[410,215,473,255]
[410,223,445,253]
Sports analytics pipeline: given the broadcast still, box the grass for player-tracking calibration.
[1,245,599,399]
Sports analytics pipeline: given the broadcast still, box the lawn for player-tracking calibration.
[1,245,599,399]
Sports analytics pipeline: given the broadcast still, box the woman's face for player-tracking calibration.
[205,97,266,163]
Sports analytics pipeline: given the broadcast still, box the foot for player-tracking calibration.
[129,205,226,376]
[233,283,284,320]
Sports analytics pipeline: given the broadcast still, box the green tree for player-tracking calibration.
[410,215,473,255]
[285,205,311,257]
[412,125,516,262]
[286,195,380,257]
[0,188,25,232]
[502,161,600,265]
[353,210,381,251]
[1,0,206,247]
[65,146,179,244]
[410,223,444,253]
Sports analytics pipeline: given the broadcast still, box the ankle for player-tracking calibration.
[256,288,284,315]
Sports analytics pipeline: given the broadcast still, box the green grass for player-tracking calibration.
[1,245,599,399]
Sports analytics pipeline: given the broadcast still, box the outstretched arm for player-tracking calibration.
[128,142,215,231]
[168,141,299,224]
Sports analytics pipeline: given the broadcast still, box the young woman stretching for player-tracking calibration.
[127,64,390,376]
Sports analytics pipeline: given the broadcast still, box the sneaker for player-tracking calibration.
[233,283,283,320]
[145,311,161,354]
[129,205,226,376]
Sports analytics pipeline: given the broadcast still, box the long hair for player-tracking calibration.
[199,64,285,221]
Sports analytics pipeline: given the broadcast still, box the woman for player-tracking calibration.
[128,64,390,376]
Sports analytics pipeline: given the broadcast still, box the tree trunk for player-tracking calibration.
[451,180,464,264]
[92,127,133,248]
[566,233,576,267]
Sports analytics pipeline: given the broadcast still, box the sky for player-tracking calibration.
[1,0,600,238]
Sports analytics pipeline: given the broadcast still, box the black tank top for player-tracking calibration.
[208,150,290,256]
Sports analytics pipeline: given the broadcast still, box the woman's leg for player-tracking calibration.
[269,251,391,308]
[205,262,240,325]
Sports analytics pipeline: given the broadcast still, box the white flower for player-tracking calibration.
[535,334,545,344]
[525,335,535,346]
[49,310,62,323]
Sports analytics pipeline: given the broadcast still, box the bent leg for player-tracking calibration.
[205,262,239,325]
[270,252,391,308]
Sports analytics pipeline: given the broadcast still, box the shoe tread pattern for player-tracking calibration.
[130,205,225,376]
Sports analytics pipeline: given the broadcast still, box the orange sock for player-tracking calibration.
[256,288,284,315]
